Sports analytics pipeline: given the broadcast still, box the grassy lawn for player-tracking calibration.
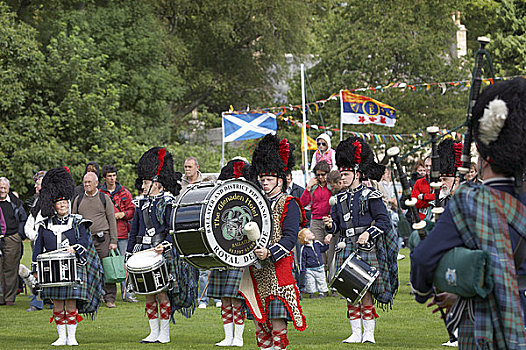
[0,246,447,349]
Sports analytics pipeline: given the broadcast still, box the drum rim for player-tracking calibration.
[37,250,76,260]
[39,281,79,287]
[328,250,380,304]
[126,251,166,271]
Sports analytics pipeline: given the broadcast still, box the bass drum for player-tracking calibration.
[171,179,272,269]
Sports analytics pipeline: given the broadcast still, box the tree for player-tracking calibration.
[153,0,312,124]
[286,0,471,160]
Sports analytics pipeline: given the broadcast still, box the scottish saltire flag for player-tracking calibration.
[340,90,396,127]
[222,112,277,142]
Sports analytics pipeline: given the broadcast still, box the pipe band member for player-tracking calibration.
[32,167,104,346]
[411,77,526,348]
[239,134,307,350]
[324,137,398,344]
[127,147,198,344]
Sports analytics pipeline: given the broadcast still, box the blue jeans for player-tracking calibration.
[30,294,43,309]
[198,270,220,305]
[117,238,132,300]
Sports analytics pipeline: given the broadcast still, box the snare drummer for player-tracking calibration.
[31,167,104,346]
[208,158,251,347]
[239,134,307,350]
[323,137,398,344]
[126,147,185,344]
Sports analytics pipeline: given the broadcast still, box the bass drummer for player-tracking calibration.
[208,157,251,347]
[240,134,307,350]
[126,147,186,344]
[323,137,398,344]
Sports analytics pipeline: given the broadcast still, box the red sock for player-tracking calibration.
[232,305,245,325]
[347,303,361,320]
[221,304,233,325]
[66,309,82,325]
[361,305,378,320]
[272,328,289,350]
[255,322,272,349]
[159,301,171,320]
[145,301,158,320]
[52,309,66,325]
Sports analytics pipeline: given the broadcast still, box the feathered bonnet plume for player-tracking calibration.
[136,147,182,196]
[250,134,295,191]
[335,136,385,181]
[472,77,526,176]
[38,167,75,218]
[218,157,251,180]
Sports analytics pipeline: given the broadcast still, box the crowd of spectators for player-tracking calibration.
[0,136,482,309]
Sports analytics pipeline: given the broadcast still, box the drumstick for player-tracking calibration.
[243,222,262,269]
[140,242,173,254]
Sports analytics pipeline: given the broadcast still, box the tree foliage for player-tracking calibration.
[285,0,472,161]
[1,0,526,200]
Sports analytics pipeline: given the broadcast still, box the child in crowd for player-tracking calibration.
[310,133,337,171]
[298,228,329,298]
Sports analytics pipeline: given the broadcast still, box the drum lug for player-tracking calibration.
[172,227,205,235]
[178,201,209,208]
[182,253,215,259]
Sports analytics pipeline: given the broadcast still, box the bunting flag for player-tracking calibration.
[222,112,277,142]
[340,90,396,127]
[301,133,317,152]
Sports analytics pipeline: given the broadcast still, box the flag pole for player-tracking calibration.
[340,90,343,142]
[221,112,225,168]
[301,64,309,186]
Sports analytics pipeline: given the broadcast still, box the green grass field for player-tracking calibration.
[0,246,447,349]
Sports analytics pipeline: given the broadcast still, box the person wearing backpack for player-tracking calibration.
[72,172,118,308]
[100,164,136,303]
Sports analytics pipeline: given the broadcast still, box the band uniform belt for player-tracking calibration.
[343,226,368,238]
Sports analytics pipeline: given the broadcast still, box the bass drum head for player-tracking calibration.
[203,179,272,268]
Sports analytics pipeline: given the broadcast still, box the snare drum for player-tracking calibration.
[127,250,170,295]
[171,179,272,269]
[329,252,379,304]
[36,250,79,287]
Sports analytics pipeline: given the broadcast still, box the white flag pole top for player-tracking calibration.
[301,63,308,182]
[222,112,277,143]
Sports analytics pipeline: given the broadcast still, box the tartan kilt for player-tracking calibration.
[458,313,478,350]
[333,239,385,299]
[246,298,292,321]
[41,244,104,315]
[207,268,243,299]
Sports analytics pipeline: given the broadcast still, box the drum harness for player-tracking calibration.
[338,190,373,250]
[137,198,167,248]
[44,216,87,265]
[329,190,376,283]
